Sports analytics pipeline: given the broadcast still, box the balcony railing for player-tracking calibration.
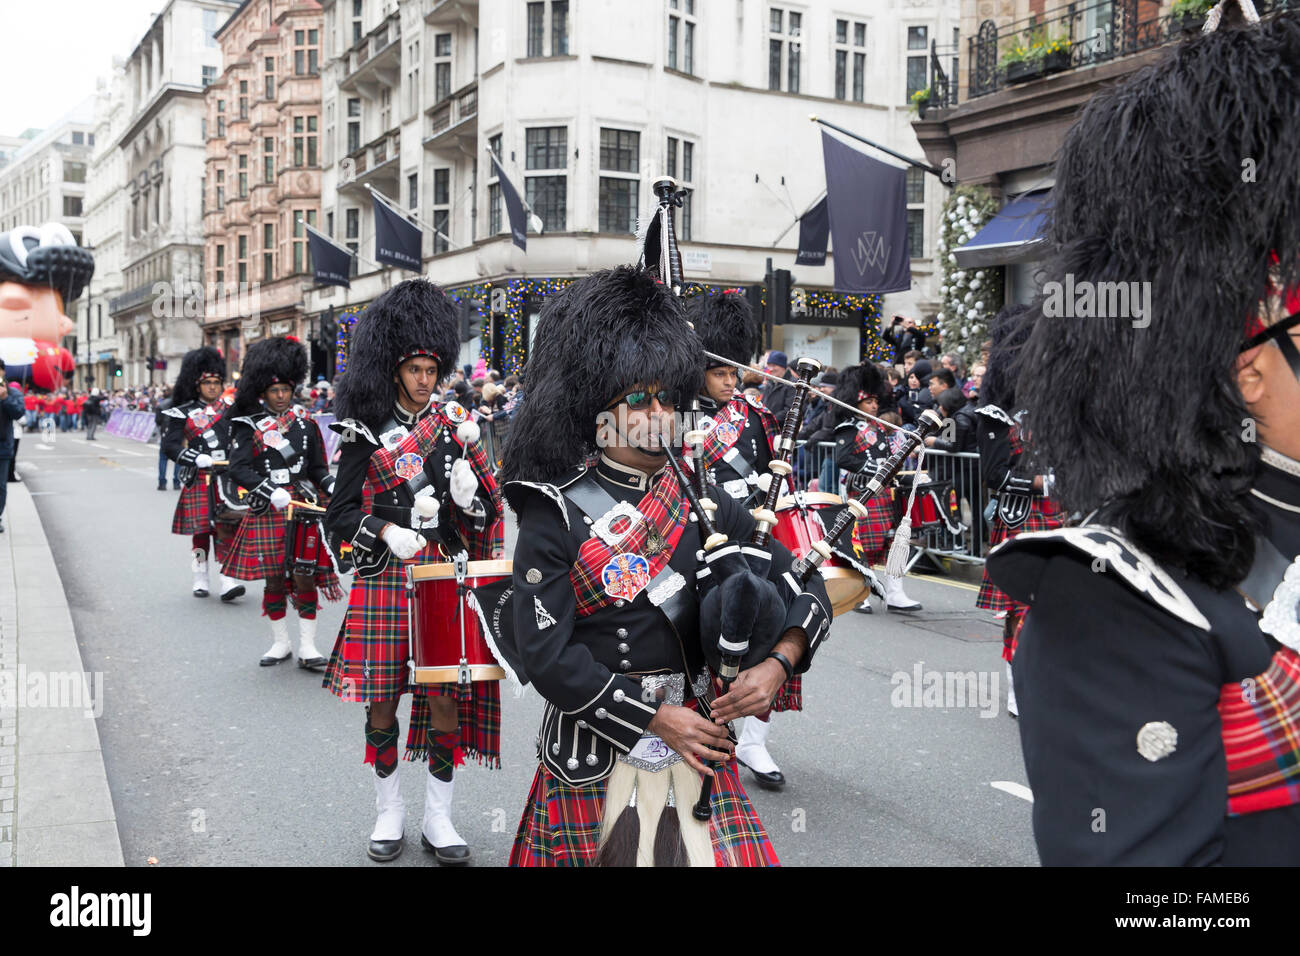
[343,12,401,78]
[425,82,478,142]
[966,0,1293,101]
[345,130,400,183]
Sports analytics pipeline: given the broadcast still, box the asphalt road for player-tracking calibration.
[16,429,1038,866]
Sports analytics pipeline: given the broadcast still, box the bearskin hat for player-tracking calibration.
[1015,12,1300,588]
[689,291,760,370]
[500,266,703,484]
[232,336,309,415]
[831,363,888,422]
[0,224,94,304]
[332,278,461,428]
[172,347,227,405]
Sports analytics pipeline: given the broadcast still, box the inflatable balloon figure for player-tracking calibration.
[0,224,95,392]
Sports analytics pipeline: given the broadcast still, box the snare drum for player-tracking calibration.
[771,491,871,617]
[907,481,962,535]
[407,558,512,684]
[285,507,329,577]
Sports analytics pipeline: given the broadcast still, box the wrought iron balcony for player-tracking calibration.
[966,0,1292,101]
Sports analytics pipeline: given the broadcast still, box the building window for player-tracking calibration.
[346,97,361,153]
[202,65,217,88]
[905,167,925,259]
[665,137,695,240]
[434,33,451,102]
[527,2,568,58]
[667,0,696,74]
[263,136,275,184]
[352,0,364,45]
[204,8,218,47]
[62,196,83,217]
[432,167,450,253]
[63,161,87,184]
[906,26,928,101]
[346,207,359,240]
[216,169,225,210]
[293,116,318,167]
[380,87,391,132]
[295,29,319,75]
[237,233,248,284]
[408,172,418,210]
[407,39,421,113]
[835,19,867,102]
[239,80,248,119]
[238,153,248,198]
[216,98,225,138]
[293,211,315,274]
[263,222,275,280]
[598,128,639,234]
[527,3,544,57]
[215,243,225,285]
[768,8,801,93]
[525,126,566,233]
[264,57,275,99]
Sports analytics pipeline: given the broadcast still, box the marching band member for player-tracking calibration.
[987,7,1300,863]
[688,290,800,793]
[322,278,502,865]
[501,267,830,867]
[161,346,244,602]
[833,363,923,613]
[973,307,1062,717]
[223,336,342,670]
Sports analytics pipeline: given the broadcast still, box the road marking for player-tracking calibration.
[991,781,1033,802]
[28,491,57,496]
[36,443,53,451]
[18,461,38,471]
[864,562,982,593]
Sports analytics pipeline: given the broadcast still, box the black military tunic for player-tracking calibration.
[505,454,832,785]
[161,399,235,487]
[227,403,334,510]
[697,394,775,505]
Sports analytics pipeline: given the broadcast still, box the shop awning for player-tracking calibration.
[954,189,1051,269]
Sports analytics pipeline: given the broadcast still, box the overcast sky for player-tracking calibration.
[1,0,168,134]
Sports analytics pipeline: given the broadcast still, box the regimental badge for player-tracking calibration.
[534,596,557,631]
[713,421,739,447]
[394,452,424,481]
[602,553,650,601]
[645,526,665,556]
[1136,721,1178,762]
[745,393,764,410]
[863,428,878,446]
[445,401,468,424]
[264,429,284,448]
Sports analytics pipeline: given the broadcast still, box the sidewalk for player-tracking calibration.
[0,479,123,866]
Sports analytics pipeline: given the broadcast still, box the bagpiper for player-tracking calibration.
[223,336,342,669]
[986,3,1300,863]
[973,306,1063,717]
[501,266,831,866]
[832,363,924,613]
[161,346,245,602]
[322,278,503,865]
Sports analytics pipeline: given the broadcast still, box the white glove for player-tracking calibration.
[381,525,427,560]
[195,454,213,469]
[269,487,292,511]
[449,458,478,510]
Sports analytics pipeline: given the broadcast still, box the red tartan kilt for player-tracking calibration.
[509,755,779,867]
[976,497,1066,613]
[222,509,341,592]
[170,479,210,535]
[850,491,896,562]
[770,674,803,713]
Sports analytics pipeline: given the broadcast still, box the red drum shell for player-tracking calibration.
[773,492,871,617]
[408,559,512,683]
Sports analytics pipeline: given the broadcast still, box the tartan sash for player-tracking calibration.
[700,398,776,467]
[851,421,887,457]
[251,404,310,463]
[183,401,226,442]
[569,470,688,617]
[1220,646,1300,815]
[362,406,504,561]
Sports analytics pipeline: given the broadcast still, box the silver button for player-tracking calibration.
[551,743,560,755]
[575,719,587,729]
[595,707,607,719]
[615,600,626,608]
[566,757,579,771]
[616,628,629,638]
[585,754,599,766]
[612,689,625,703]
[619,660,631,672]
[617,642,630,654]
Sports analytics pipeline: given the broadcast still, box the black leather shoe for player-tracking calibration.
[886,601,923,613]
[421,833,471,865]
[297,655,328,672]
[220,584,245,602]
[259,650,291,667]
[367,836,404,862]
[853,600,873,615]
[737,759,786,791]
[158,482,167,491]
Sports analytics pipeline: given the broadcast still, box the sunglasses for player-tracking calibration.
[609,387,681,411]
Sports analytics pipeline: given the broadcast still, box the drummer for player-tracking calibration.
[832,364,924,613]
[687,290,803,794]
[322,278,503,865]
[224,336,342,668]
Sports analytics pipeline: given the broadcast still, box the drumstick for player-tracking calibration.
[287,499,326,514]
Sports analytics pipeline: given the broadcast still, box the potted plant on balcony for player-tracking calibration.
[1172,0,1213,35]
[909,87,932,119]
[1041,35,1072,74]
[1001,43,1044,84]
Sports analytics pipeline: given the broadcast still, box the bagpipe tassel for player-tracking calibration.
[595,763,641,867]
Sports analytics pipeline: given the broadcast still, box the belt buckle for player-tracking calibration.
[590,499,645,548]
[270,468,290,484]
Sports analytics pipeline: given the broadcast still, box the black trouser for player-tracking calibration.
[85,413,100,440]
[5,442,15,482]
[0,457,9,517]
